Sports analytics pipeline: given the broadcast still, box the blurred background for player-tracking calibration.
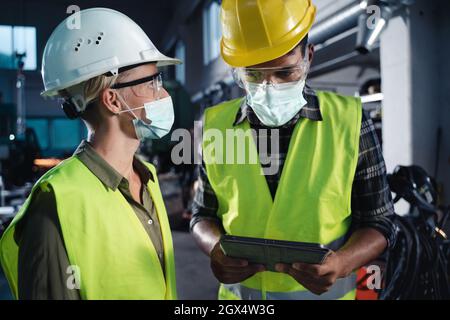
[0,0,449,299]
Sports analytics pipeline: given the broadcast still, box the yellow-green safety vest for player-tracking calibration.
[0,156,177,300]
[202,91,362,300]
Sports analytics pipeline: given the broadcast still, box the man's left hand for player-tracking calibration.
[274,252,347,296]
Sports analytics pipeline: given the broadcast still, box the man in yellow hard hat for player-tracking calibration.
[191,0,397,300]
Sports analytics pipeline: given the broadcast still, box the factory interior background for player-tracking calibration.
[0,0,449,300]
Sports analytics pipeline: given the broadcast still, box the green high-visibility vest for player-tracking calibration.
[202,91,362,300]
[0,156,177,300]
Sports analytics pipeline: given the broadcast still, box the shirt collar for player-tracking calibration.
[73,140,154,190]
[233,84,323,127]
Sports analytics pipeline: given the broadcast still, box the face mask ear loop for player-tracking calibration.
[244,79,261,105]
[115,90,141,120]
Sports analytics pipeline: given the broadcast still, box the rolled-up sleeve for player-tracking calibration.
[190,160,222,231]
[190,116,223,232]
[350,111,398,249]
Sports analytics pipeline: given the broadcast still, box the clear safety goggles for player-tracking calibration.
[232,56,310,89]
[111,72,163,100]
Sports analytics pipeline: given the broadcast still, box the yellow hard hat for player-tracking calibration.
[220,0,316,67]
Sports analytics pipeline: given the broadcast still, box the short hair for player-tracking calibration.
[78,70,131,127]
[288,34,309,56]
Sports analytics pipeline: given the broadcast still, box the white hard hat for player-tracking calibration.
[41,7,181,98]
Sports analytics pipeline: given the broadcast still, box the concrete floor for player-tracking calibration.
[0,268,12,300]
[0,230,219,300]
[173,230,219,300]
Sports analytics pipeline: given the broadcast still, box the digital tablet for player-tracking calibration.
[220,235,332,272]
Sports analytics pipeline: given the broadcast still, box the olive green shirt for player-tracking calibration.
[14,140,165,300]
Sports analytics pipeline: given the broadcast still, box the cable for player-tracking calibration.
[380,211,450,299]
[381,166,450,299]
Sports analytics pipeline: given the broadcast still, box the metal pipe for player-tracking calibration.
[309,0,414,52]
[356,3,395,53]
[190,0,414,101]
[309,0,376,45]
[309,50,361,76]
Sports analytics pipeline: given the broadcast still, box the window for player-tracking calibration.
[203,1,222,65]
[51,119,83,151]
[27,119,49,150]
[175,41,186,85]
[0,25,37,70]
[27,118,87,156]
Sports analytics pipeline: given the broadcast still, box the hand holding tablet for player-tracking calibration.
[220,235,332,272]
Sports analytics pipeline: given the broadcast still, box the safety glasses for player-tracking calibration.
[233,56,310,89]
[111,72,163,99]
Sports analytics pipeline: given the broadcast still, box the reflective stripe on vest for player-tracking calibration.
[223,273,357,300]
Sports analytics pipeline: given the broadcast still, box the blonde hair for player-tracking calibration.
[76,71,131,127]
[83,73,125,107]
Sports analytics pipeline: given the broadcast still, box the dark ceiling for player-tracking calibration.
[0,0,179,55]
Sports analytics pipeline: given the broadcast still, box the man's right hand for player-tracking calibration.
[210,242,265,284]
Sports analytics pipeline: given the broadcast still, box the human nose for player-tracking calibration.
[262,72,278,85]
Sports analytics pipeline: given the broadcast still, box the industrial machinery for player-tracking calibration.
[381,165,450,299]
[0,52,37,237]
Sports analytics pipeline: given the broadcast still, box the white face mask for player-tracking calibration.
[245,79,308,127]
[116,94,175,140]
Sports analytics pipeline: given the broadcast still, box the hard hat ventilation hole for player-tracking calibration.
[74,39,83,52]
[96,32,104,45]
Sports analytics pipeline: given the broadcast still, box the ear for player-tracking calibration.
[99,88,122,115]
[307,44,315,64]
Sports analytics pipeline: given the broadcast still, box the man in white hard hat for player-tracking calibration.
[0,8,181,299]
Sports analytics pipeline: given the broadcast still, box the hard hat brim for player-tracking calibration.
[41,54,182,97]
